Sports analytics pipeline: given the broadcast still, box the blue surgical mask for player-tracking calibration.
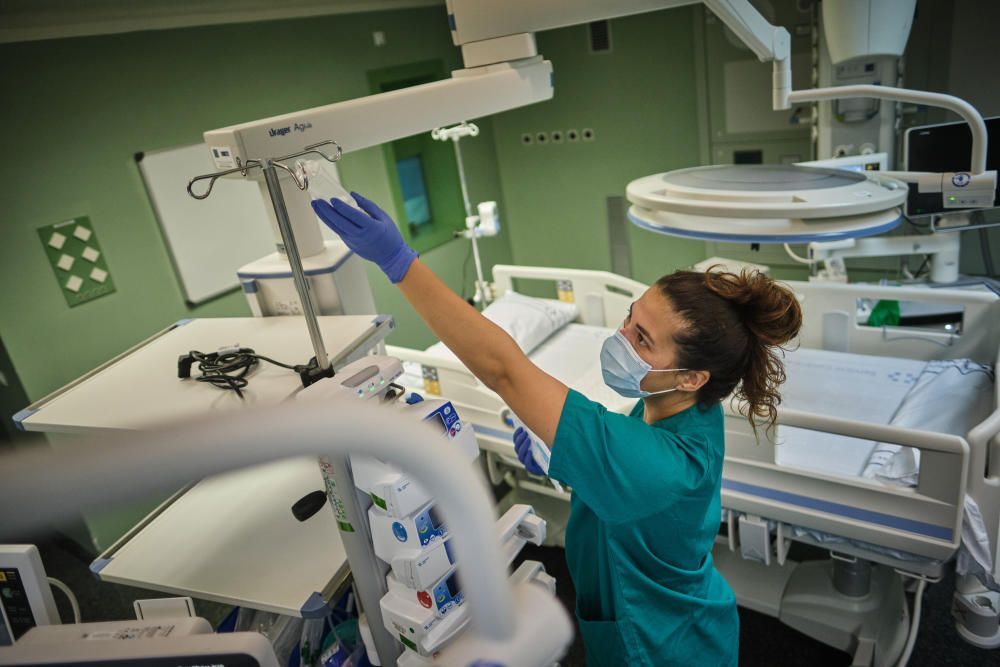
[600,330,687,398]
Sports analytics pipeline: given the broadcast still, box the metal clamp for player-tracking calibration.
[186,140,343,200]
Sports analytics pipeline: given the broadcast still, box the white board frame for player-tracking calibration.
[136,143,277,305]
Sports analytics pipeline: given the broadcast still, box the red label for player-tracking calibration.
[417,591,432,608]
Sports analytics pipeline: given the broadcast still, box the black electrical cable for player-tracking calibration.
[460,237,474,302]
[180,348,316,399]
[979,227,996,277]
[913,254,932,279]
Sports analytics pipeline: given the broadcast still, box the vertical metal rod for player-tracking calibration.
[261,160,330,370]
[452,138,489,305]
[452,137,473,218]
[318,457,400,666]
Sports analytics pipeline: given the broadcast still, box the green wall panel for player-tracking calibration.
[491,9,708,279]
[0,7,512,401]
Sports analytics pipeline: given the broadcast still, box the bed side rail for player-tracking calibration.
[965,345,1000,579]
[788,280,999,363]
[491,265,647,327]
[722,407,968,562]
[385,344,508,428]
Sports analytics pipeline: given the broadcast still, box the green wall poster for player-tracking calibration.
[37,216,116,307]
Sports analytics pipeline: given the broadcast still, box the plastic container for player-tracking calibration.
[300,159,361,210]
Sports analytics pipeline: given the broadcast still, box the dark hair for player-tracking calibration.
[655,269,802,433]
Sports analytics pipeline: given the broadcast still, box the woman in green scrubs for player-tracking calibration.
[312,192,803,666]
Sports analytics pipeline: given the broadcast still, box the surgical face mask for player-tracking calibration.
[600,330,687,398]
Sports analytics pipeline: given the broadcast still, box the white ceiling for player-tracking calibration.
[0,0,444,44]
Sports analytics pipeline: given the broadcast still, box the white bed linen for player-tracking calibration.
[403,324,633,414]
[774,348,926,477]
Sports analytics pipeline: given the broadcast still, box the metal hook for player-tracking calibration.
[276,140,344,165]
[271,160,309,191]
[186,140,341,200]
[186,157,263,199]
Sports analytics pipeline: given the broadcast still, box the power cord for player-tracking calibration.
[177,346,320,399]
[47,577,81,624]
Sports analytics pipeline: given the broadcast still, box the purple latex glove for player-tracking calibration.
[513,427,546,476]
[311,192,418,284]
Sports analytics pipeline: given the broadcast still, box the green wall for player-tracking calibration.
[3,1,996,409]
[491,8,707,285]
[0,6,511,402]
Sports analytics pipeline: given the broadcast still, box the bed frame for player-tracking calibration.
[387,266,1000,577]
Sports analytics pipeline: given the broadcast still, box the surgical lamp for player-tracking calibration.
[625,2,996,244]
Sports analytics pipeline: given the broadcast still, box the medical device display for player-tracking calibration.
[904,116,999,218]
[0,546,59,647]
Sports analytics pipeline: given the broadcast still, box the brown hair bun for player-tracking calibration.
[656,269,803,434]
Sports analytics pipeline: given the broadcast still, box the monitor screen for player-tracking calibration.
[904,116,999,217]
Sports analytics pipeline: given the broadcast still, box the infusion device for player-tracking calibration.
[0,545,59,646]
[297,356,554,663]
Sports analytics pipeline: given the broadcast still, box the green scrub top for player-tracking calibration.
[548,389,738,667]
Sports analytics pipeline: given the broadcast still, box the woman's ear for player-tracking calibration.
[677,370,710,393]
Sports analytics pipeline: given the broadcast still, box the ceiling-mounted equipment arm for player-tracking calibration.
[446,0,790,66]
[204,0,790,171]
[446,0,788,62]
[203,58,552,172]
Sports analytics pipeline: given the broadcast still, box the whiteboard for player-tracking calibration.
[137,143,277,305]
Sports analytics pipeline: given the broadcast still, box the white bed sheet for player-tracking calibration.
[774,348,926,478]
[402,324,633,414]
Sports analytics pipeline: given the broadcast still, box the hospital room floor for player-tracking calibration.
[28,536,999,666]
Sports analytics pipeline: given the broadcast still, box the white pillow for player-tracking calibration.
[862,359,994,486]
[481,291,579,355]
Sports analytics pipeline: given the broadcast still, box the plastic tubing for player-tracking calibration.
[0,400,515,640]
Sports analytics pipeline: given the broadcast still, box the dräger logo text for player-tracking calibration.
[269,126,291,137]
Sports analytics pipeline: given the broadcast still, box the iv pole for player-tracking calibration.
[187,142,402,665]
[432,122,496,307]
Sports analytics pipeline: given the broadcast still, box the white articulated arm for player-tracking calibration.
[789,86,991,175]
[0,400,574,661]
[447,0,790,69]
[204,58,552,169]
[206,0,791,167]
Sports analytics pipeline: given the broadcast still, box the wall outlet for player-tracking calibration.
[535,131,549,145]
[566,129,580,143]
[550,130,564,143]
[520,133,533,146]
[582,128,595,142]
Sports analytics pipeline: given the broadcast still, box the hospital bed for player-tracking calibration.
[388,264,1000,660]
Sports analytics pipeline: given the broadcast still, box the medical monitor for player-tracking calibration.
[904,116,999,218]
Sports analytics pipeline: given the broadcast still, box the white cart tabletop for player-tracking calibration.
[92,456,346,618]
[17,315,392,616]
[19,316,390,433]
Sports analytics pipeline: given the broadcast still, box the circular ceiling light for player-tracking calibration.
[626,164,908,243]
